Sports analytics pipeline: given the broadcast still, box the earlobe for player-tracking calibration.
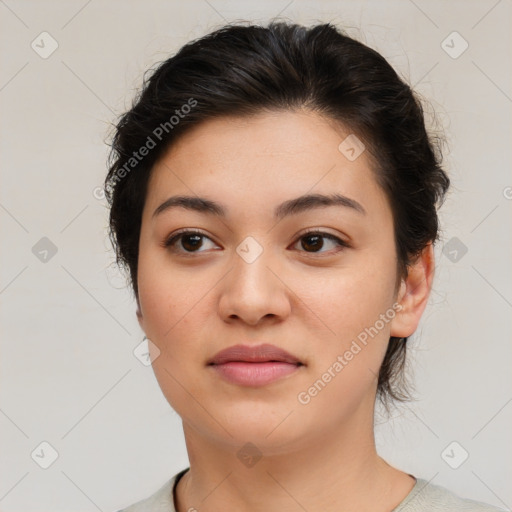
[390,244,435,339]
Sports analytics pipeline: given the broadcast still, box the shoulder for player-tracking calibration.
[115,468,188,512]
[394,478,509,512]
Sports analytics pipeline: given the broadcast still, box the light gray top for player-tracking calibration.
[116,468,508,512]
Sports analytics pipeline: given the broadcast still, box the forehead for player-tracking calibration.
[144,110,389,220]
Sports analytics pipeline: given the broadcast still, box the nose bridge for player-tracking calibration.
[219,234,289,323]
[231,234,277,295]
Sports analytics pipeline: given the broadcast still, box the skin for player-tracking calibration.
[136,110,434,512]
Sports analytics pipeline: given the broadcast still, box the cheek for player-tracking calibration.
[298,260,397,382]
[137,247,205,334]
[137,255,212,408]
[308,260,396,330]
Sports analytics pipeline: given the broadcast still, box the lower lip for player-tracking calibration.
[210,362,302,387]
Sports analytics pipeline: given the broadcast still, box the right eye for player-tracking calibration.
[163,230,219,254]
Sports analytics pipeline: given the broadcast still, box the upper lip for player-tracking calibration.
[208,344,303,365]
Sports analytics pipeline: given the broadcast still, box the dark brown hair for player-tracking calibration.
[104,21,449,408]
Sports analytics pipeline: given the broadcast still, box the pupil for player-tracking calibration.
[183,234,202,251]
[302,234,323,252]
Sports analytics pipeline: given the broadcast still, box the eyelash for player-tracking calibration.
[163,229,350,256]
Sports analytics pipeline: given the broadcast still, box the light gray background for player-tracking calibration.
[1,1,511,511]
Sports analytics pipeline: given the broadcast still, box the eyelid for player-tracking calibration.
[294,227,350,244]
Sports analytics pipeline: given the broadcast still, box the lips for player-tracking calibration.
[207,343,303,366]
[208,343,304,387]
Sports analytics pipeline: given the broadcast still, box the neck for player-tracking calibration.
[174,402,415,512]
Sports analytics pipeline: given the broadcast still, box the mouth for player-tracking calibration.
[207,344,304,387]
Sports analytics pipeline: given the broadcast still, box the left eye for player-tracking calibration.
[292,231,348,254]
[163,230,348,254]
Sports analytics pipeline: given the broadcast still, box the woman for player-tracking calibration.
[107,21,505,512]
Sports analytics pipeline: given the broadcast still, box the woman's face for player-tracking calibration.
[136,110,406,453]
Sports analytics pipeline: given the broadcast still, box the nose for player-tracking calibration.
[218,245,291,326]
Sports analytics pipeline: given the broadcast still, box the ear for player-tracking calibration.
[390,243,434,338]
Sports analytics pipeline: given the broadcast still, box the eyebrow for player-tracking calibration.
[152,192,366,220]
